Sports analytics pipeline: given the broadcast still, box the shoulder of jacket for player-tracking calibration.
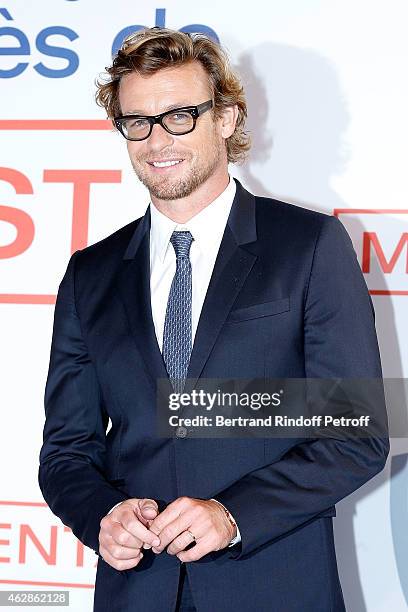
[74,215,144,264]
[253,193,337,244]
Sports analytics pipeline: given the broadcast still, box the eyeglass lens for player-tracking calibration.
[121,110,194,140]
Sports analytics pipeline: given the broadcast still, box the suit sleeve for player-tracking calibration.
[38,251,128,554]
[214,215,389,560]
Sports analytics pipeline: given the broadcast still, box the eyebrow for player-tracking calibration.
[123,102,193,116]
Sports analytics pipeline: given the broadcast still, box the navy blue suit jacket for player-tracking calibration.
[39,178,389,611]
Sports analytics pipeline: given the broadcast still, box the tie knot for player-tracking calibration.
[170,230,194,259]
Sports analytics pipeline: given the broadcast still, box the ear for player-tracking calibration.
[219,104,239,139]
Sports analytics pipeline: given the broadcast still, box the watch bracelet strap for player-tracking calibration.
[210,498,239,545]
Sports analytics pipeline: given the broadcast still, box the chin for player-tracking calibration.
[146,174,198,201]
[150,185,192,201]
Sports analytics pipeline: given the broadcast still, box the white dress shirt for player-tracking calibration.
[149,176,236,351]
[109,176,241,547]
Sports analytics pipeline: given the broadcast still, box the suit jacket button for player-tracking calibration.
[176,426,187,438]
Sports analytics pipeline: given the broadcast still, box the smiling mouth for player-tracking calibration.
[147,159,184,168]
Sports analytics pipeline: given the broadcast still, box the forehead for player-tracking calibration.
[118,61,211,115]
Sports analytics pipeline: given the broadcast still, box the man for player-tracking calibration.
[39,27,389,611]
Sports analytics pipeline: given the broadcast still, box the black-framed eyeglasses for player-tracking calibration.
[114,99,213,141]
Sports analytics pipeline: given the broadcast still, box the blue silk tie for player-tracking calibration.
[162,231,194,394]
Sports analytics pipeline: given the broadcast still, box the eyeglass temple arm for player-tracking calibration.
[197,100,213,115]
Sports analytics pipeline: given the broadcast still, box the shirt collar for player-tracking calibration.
[150,176,236,263]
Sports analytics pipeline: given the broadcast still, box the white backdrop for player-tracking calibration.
[1,1,407,610]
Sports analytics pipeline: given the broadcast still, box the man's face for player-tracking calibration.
[118,61,228,201]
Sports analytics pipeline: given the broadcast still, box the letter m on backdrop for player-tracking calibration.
[362,232,408,273]
[334,209,408,295]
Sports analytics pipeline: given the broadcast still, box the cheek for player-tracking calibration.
[193,131,219,159]
[127,142,135,158]
[127,142,145,161]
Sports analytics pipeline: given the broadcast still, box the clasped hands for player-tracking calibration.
[98,497,237,571]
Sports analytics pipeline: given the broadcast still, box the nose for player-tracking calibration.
[146,122,175,152]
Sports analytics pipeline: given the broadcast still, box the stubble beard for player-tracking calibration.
[130,139,223,201]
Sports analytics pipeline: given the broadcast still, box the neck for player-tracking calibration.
[150,168,230,224]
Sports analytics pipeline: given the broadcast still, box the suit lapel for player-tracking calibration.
[185,181,258,390]
[116,207,170,393]
[116,179,258,393]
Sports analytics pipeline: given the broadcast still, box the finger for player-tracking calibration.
[152,512,195,553]
[149,497,189,537]
[177,541,210,562]
[99,545,143,571]
[166,530,197,556]
[110,508,161,548]
[106,540,145,561]
[109,522,143,549]
[139,502,158,545]
[142,518,155,549]
[99,529,141,556]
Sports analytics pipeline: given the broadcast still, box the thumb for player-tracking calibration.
[138,498,159,519]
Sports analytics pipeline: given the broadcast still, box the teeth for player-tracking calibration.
[151,160,182,168]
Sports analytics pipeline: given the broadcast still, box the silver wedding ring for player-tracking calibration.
[187,529,196,541]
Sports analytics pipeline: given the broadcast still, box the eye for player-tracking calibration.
[168,112,191,123]
[127,118,149,129]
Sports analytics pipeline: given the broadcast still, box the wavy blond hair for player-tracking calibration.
[95,27,250,163]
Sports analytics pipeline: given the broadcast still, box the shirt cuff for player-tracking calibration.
[210,498,241,546]
[108,501,123,514]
